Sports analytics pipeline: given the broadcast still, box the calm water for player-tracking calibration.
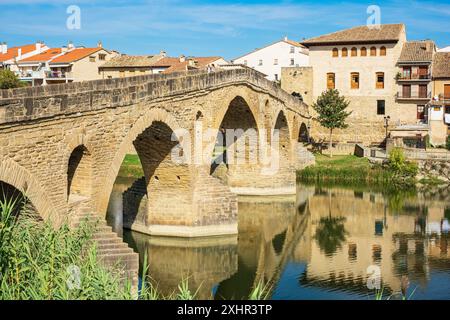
[107,177,450,300]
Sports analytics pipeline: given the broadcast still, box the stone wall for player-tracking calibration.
[0,69,311,237]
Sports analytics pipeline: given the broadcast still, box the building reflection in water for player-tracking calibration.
[108,178,450,299]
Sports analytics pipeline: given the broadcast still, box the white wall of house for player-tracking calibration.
[233,39,309,81]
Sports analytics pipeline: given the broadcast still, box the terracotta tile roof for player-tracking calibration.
[150,56,223,73]
[100,54,163,68]
[302,24,404,46]
[432,52,450,78]
[284,39,305,48]
[18,48,62,63]
[0,44,38,62]
[50,47,103,63]
[398,41,435,62]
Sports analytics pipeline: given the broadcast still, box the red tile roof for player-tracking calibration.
[50,47,103,63]
[151,56,222,73]
[0,44,38,62]
[18,48,62,63]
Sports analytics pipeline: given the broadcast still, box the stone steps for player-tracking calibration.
[70,208,139,290]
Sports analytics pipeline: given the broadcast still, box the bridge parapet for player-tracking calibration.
[0,69,309,126]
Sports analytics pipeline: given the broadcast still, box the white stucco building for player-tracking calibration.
[232,37,309,81]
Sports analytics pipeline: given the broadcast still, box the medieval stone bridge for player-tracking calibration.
[0,68,311,237]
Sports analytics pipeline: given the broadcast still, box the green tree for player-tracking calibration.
[0,69,27,89]
[312,89,351,157]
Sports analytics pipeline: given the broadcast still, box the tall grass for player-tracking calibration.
[0,193,264,300]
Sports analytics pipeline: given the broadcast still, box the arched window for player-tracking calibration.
[370,47,377,56]
[327,73,335,89]
[380,46,386,56]
[361,47,367,56]
[351,72,360,89]
[351,47,358,57]
[332,48,339,57]
[342,48,348,57]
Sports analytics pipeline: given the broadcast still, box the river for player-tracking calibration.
[107,177,450,300]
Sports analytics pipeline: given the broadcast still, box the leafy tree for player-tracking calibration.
[388,147,418,184]
[312,89,351,157]
[0,69,27,89]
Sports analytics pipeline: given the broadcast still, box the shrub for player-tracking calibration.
[388,148,418,183]
[0,69,27,89]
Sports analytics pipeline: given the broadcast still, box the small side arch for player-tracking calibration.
[0,158,57,221]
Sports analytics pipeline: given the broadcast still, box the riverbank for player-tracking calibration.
[118,154,144,178]
[297,154,392,185]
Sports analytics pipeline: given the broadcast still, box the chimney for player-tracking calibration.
[97,40,103,48]
[68,41,74,50]
[62,46,68,53]
[1,42,7,54]
[160,50,167,57]
[17,48,22,59]
[36,41,42,53]
[179,55,186,63]
[284,36,288,41]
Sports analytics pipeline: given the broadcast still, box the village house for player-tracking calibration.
[99,52,167,78]
[428,52,450,145]
[15,42,116,86]
[0,41,49,72]
[283,24,442,149]
[232,37,309,82]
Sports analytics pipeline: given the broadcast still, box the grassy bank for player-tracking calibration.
[298,154,392,185]
[118,154,144,178]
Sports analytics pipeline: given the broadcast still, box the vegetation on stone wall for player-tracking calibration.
[0,70,27,89]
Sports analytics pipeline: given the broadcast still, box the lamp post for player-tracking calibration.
[384,115,391,142]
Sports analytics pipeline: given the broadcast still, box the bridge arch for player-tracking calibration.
[0,158,57,222]
[97,108,183,216]
[67,145,93,201]
[273,110,293,163]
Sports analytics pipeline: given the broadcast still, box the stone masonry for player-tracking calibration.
[0,69,311,237]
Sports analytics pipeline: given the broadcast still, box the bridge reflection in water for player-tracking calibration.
[107,179,450,300]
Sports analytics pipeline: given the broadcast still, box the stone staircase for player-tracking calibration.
[69,201,139,291]
[296,144,316,170]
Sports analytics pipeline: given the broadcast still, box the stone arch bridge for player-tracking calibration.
[0,69,311,237]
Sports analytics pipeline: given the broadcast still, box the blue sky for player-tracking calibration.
[0,0,449,60]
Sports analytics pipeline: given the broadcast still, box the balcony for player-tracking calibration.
[45,71,73,80]
[16,70,45,79]
[396,73,431,81]
[396,92,431,101]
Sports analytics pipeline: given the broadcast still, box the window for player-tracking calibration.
[243,60,247,66]
[417,105,425,120]
[274,59,278,65]
[380,46,386,56]
[351,72,359,89]
[402,67,411,79]
[361,47,367,56]
[327,73,335,89]
[275,74,279,81]
[89,56,96,62]
[290,46,295,53]
[332,48,339,57]
[402,84,411,98]
[419,84,428,98]
[99,54,106,61]
[290,58,294,66]
[258,59,263,66]
[377,100,385,115]
[370,47,377,56]
[376,72,384,89]
[342,48,348,57]
[351,47,358,57]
